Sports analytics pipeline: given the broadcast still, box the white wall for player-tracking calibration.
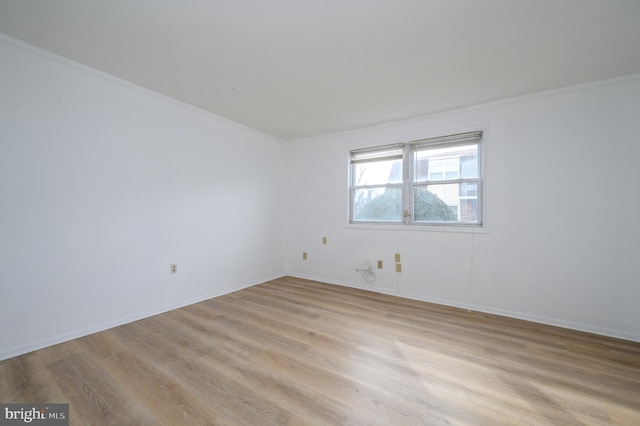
[286,75,640,342]
[0,36,287,360]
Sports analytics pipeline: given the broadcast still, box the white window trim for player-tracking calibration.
[348,130,486,230]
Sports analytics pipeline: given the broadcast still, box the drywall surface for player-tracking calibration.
[0,36,286,360]
[286,74,640,342]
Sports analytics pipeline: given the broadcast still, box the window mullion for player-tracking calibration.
[403,144,412,224]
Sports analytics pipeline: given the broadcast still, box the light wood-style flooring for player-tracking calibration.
[1,276,639,425]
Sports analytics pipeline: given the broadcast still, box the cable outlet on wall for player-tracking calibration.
[170,264,177,274]
[377,260,383,269]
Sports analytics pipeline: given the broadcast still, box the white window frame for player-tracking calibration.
[349,131,483,227]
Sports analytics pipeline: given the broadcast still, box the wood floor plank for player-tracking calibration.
[0,353,62,403]
[98,349,221,425]
[1,276,639,425]
[73,330,130,362]
[48,352,155,425]
[198,343,351,425]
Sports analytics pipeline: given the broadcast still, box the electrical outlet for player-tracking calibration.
[170,264,177,274]
[395,253,401,262]
[396,263,402,273]
[322,236,327,245]
[303,252,308,260]
[377,260,383,269]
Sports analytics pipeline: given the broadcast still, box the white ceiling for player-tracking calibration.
[1,1,640,141]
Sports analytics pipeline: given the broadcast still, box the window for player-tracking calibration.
[350,131,483,226]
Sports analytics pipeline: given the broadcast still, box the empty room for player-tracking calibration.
[1,1,639,425]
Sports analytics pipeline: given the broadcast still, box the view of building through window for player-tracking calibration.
[413,143,479,223]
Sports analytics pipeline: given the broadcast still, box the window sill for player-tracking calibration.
[345,222,488,234]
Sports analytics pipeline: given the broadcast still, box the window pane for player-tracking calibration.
[444,160,459,180]
[460,153,478,179]
[413,186,458,222]
[414,143,478,182]
[460,182,478,197]
[459,198,479,223]
[354,187,402,221]
[414,184,479,223]
[354,157,402,185]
